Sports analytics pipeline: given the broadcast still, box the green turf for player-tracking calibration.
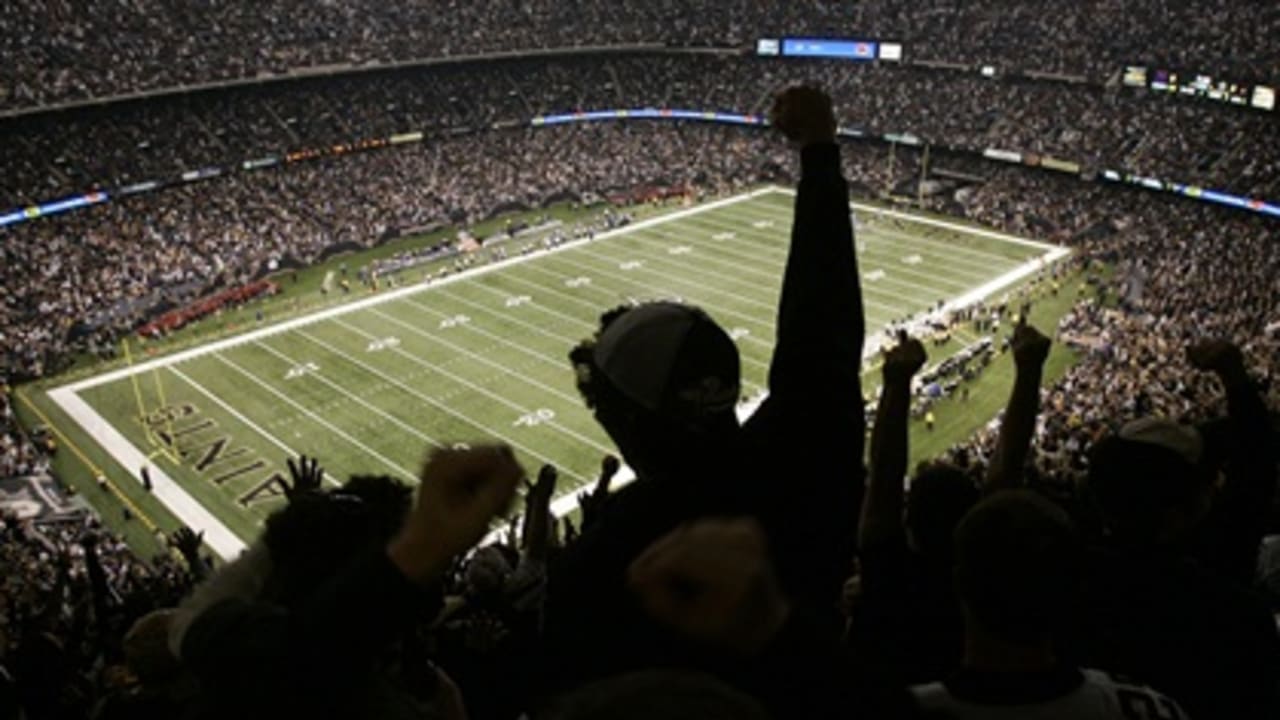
[34,187,1077,555]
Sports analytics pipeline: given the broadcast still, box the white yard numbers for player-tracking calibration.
[866,269,886,281]
[712,231,736,241]
[284,362,319,380]
[366,337,401,352]
[513,408,556,427]
[751,219,774,229]
[439,314,471,329]
[619,260,644,271]
[504,294,532,307]
[729,327,750,340]
[564,276,592,288]
[668,245,692,255]
[902,254,923,265]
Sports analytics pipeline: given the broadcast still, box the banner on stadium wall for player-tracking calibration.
[883,133,921,146]
[982,148,1023,164]
[1039,157,1081,174]
[242,156,279,170]
[531,108,764,127]
[1102,169,1280,218]
[118,180,160,196]
[0,191,109,228]
[180,167,223,183]
[390,132,424,145]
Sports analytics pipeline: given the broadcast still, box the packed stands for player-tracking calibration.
[3,1,1277,110]
[2,6,1279,717]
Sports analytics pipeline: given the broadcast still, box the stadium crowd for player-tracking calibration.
[2,1,1277,110]
[2,86,1278,720]
[4,54,1278,210]
[4,48,1279,382]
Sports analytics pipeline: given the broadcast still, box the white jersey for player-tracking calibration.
[911,668,1188,720]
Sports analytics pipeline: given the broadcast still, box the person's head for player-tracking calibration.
[905,463,980,564]
[261,474,413,608]
[954,491,1082,649]
[570,303,741,477]
[1082,417,1217,547]
[123,610,181,685]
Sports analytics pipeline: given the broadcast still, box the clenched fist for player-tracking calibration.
[770,86,837,147]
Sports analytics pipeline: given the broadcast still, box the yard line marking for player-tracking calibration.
[399,287,772,374]
[492,261,783,346]
[213,352,418,482]
[679,210,992,290]
[58,187,779,393]
[760,188,1059,254]
[380,298,571,373]
[438,269,771,368]
[573,229,921,316]
[47,386,248,559]
[363,307,586,407]
[686,204,1000,284]
[253,340,447,450]
[292,326,595,482]
[328,316,616,457]
[513,257,795,335]
[543,247,906,326]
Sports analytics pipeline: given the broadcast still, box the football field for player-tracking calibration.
[46,187,1065,558]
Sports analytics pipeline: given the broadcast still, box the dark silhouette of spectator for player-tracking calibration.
[544,86,865,711]
[1073,341,1280,719]
[912,490,1190,719]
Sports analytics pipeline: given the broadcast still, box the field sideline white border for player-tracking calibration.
[48,186,1068,559]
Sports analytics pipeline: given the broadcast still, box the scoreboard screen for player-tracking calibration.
[1143,67,1260,108]
[1123,66,1148,87]
[780,38,878,60]
[1252,85,1276,111]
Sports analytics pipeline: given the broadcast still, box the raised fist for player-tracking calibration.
[883,332,927,385]
[1011,322,1051,371]
[389,445,523,584]
[1187,340,1245,376]
[770,86,837,147]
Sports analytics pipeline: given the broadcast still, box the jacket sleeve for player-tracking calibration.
[767,142,865,412]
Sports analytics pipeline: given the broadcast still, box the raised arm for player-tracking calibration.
[521,464,558,563]
[985,322,1051,494]
[860,334,927,550]
[766,87,864,418]
[1187,340,1277,582]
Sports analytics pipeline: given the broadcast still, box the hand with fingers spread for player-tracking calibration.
[285,454,325,500]
[627,517,790,656]
[770,86,837,147]
[388,445,524,585]
[882,331,927,386]
[171,526,205,560]
[522,464,559,559]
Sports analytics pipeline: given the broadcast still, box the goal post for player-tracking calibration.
[121,337,181,465]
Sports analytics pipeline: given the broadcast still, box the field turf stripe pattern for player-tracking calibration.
[54,188,1051,556]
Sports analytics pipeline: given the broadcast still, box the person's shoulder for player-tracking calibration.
[1079,669,1190,719]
